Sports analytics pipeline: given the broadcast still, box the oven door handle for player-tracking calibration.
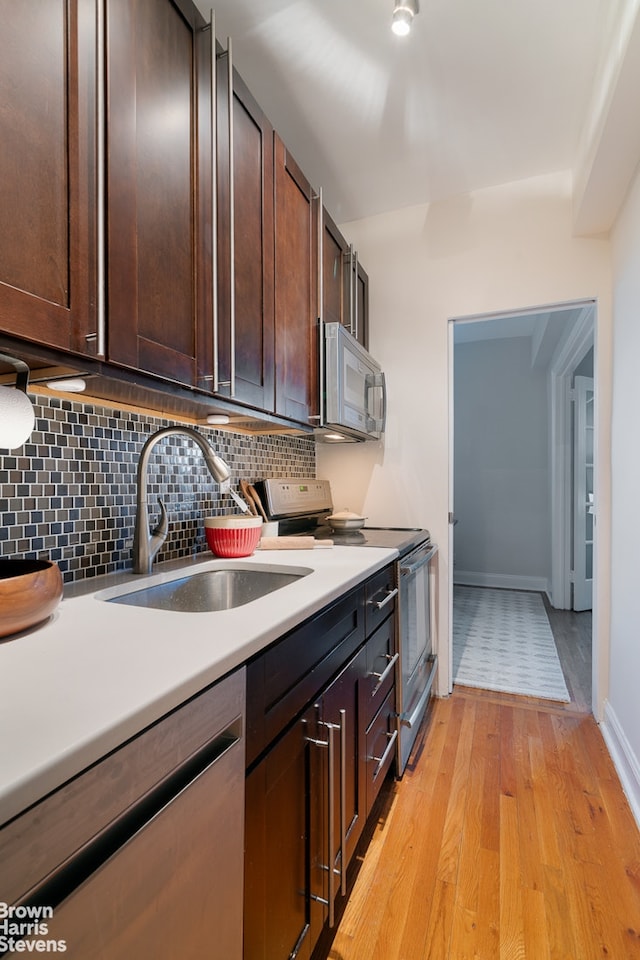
[399,543,438,576]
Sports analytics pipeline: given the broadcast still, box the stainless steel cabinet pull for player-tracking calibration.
[210,10,219,391]
[353,248,358,342]
[369,652,399,691]
[211,34,234,394]
[372,587,398,611]
[306,719,338,927]
[348,244,354,335]
[327,720,336,926]
[227,36,235,396]
[338,709,347,897]
[370,729,398,780]
[316,188,325,427]
[95,0,106,358]
[306,706,348,925]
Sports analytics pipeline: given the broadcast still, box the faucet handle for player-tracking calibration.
[149,497,169,564]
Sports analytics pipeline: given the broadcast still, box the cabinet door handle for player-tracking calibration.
[369,652,399,691]
[371,587,398,611]
[353,248,358,342]
[306,710,347,926]
[338,709,347,897]
[95,0,106,358]
[213,34,235,395]
[314,188,325,426]
[209,11,219,391]
[306,719,337,927]
[227,36,236,397]
[369,729,398,780]
[348,243,354,336]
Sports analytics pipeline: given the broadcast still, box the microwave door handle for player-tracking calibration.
[366,371,386,433]
[378,370,387,431]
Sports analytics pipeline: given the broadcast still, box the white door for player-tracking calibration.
[573,375,594,611]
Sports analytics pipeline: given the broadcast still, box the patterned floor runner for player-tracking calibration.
[452,586,570,701]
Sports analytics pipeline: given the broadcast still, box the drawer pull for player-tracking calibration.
[306,715,344,928]
[369,652,399,692]
[369,729,398,780]
[371,587,398,611]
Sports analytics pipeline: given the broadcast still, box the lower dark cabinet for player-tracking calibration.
[244,703,323,960]
[244,647,366,960]
[244,565,397,960]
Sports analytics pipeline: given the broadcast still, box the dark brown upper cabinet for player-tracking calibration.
[0,0,98,356]
[273,135,319,424]
[0,4,369,430]
[106,0,211,387]
[204,51,275,410]
[322,209,368,349]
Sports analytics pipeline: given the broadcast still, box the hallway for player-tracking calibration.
[452,587,592,711]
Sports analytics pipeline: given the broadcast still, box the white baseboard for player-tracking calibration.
[453,570,550,593]
[600,700,640,832]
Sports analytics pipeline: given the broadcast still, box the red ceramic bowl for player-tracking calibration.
[204,516,263,558]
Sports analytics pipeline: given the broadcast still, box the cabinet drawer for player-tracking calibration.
[246,587,365,767]
[365,688,397,814]
[362,615,396,728]
[365,563,397,636]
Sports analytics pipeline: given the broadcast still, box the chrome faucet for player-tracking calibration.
[132,426,231,575]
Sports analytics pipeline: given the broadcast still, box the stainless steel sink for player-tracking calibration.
[104,566,310,613]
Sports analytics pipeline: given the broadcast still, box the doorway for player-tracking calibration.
[448,301,596,710]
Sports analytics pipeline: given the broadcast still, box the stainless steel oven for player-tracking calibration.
[396,541,438,774]
[256,478,437,776]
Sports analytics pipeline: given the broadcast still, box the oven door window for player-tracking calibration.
[400,561,431,688]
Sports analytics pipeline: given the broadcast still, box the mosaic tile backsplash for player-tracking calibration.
[0,394,316,583]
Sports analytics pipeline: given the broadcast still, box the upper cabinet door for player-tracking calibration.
[273,136,318,424]
[0,0,97,356]
[354,259,369,349]
[209,59,275,409]
[322,210,347,329]
[106,0,210,386]
[322,209,368,349]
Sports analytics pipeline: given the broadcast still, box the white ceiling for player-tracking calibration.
[198,0,619,224]
[452,307,593,371]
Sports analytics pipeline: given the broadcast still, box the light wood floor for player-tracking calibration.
[327,612,640,959]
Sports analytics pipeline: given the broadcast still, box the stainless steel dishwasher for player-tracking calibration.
[0,668,245,960]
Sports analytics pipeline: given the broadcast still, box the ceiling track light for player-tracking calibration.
[392,0,419,36]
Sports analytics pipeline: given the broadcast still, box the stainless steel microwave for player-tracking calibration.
[318,322,386,442]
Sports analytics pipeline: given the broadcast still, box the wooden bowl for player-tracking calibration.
[0,559,64,638]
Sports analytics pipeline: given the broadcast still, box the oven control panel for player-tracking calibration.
[259,478,333,519]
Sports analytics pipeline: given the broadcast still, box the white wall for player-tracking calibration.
[453,337,550,591]
[317,170,612,708]
[604,163,640,821]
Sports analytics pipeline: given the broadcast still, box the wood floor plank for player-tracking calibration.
[498,792,526,960]
[436,698,475,885]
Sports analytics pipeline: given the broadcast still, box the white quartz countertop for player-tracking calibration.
[0,545,396,826]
